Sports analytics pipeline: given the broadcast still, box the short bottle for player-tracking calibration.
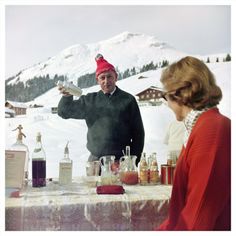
[59,142,73,185]
[32,132,46,187]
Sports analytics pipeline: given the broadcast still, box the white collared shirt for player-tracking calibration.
[103,87,116,97]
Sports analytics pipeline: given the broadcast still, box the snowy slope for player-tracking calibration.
[7,31,189,85]
[5,62,231,179]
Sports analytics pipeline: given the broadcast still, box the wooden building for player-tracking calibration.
[135,86,164,106]
[5,101,27,116]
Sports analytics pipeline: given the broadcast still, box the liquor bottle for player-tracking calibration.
[32,132,46,187]
[10,125,29,185]
[139,152,148,185]
[59,142,73,185]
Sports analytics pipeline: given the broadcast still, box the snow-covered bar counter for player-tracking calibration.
[5,177,172,231]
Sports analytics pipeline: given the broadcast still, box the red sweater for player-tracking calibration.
[158,108,231,230]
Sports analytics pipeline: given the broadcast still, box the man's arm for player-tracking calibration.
[57,95,87,119]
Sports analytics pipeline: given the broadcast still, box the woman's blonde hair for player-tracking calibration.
[160,56,222,110]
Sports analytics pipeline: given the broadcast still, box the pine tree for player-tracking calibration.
[225,54,231,62]
[131,67,136,76]
[161,60,169,68]
[123,69,131,78]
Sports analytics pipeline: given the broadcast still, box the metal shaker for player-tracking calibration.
[57,81,82,97]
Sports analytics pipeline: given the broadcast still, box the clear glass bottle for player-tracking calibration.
[59,142,73,185]
[139,152,148,185]
[32,132,46,187]
[149,153,159,185]
[10,125,29,185]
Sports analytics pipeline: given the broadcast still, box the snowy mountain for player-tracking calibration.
[7,31,189,85]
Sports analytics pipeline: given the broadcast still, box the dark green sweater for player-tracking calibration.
[58,87,145,162]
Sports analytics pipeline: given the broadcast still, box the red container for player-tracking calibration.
[120,171,139,185]
[161,164,175,185]
[96,185,125,194]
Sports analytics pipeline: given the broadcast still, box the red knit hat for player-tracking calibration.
[95,54,116,78]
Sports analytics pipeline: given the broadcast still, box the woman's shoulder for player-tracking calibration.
[201,108,230,124]
[195,108,230,133]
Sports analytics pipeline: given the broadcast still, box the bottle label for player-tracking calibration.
[59,163,72,185]
[139,169,148,184]
[150,170,159,184]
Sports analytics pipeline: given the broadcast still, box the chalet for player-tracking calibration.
[5,101,27,116]
[135,86,164,106]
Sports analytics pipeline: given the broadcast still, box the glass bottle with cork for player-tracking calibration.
[10,124,29,185]
[32,132,46,187]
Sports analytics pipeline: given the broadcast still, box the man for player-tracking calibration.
[58,54,145,164]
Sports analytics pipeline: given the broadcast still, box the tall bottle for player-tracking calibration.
[138,152,148,185]
[32,132,46,187]
[149,152,159,185]
[10,125,29,185]
[59,142,73,185]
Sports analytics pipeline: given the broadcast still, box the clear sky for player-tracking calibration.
[5,5,231,78]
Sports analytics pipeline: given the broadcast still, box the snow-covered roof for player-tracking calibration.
[5,107,15,114]
[6,100,27,109]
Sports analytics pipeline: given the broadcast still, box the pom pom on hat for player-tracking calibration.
[95,54,116,77]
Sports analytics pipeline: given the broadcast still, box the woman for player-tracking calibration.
[157,56,231,230]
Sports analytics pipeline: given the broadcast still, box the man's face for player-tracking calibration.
[97,70,117,93]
